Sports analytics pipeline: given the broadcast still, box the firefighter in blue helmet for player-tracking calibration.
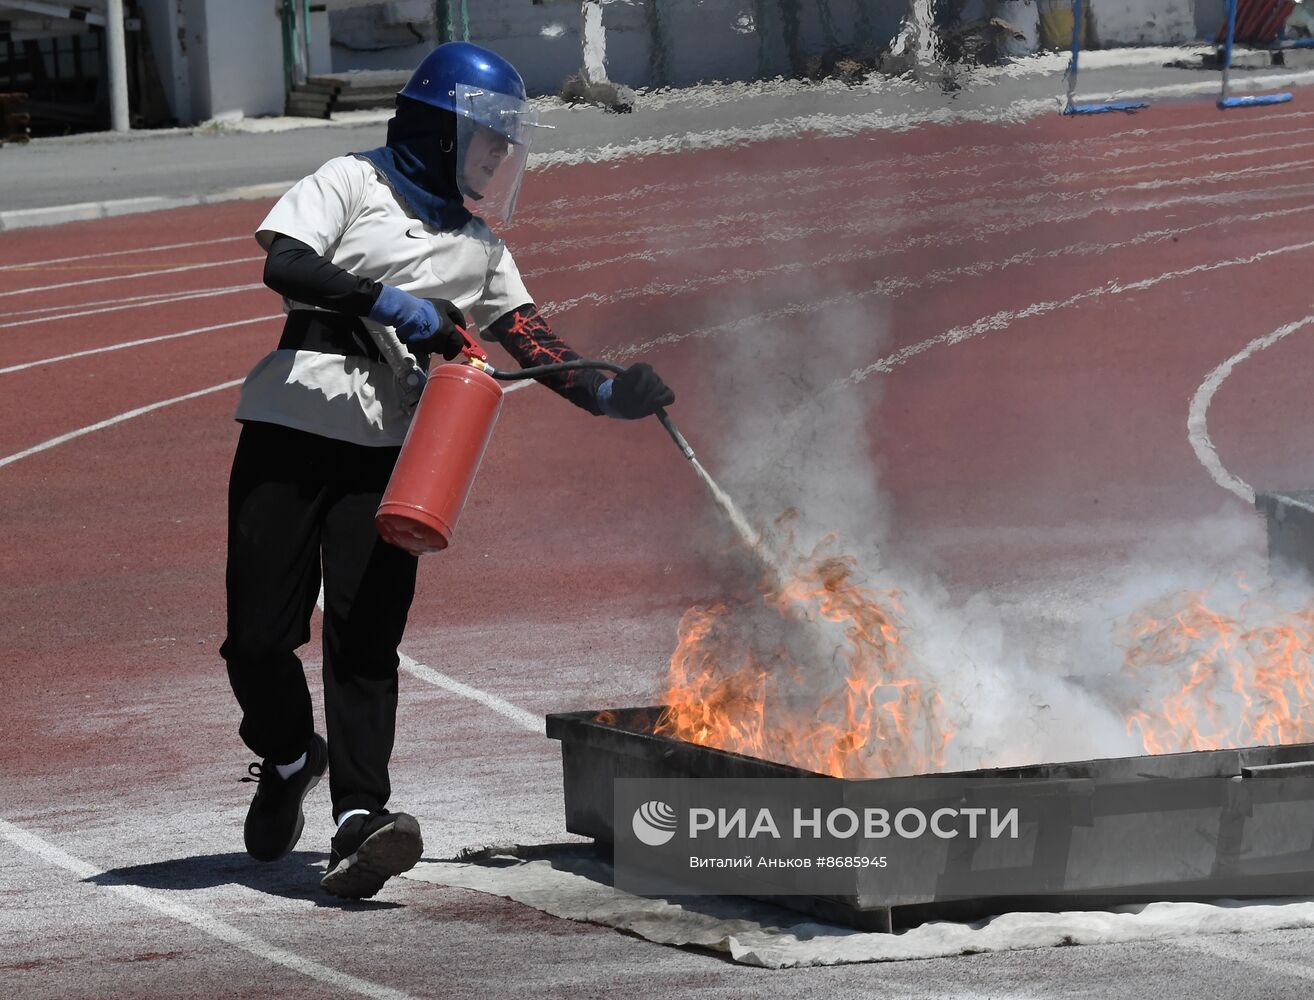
[223,42,674,899]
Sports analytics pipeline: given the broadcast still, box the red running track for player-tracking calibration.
[6,95,1314,997]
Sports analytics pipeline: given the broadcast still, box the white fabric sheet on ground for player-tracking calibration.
[406,845,1314,969]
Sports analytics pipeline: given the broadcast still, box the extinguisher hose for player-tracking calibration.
[484,359,696,461]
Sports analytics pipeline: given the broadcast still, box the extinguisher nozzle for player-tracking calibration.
[656,408,695,461]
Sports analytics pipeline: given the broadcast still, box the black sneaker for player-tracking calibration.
[240,734,329,862]
[320,810,423,899]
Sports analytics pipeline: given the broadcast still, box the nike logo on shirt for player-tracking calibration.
[405,228,427,239]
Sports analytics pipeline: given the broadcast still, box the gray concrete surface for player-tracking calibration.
[4,49,1313,220]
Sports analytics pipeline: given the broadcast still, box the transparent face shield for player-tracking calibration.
[453,83,539,226]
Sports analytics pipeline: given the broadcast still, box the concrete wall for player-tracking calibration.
[193,0,284,120]
[135,0,1266,126]
[463,0,906,91]
[1090,0,1196,45]
[140,0,191,122]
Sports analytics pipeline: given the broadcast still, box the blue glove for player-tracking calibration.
[368,285,466,360]
[597,363,675,419]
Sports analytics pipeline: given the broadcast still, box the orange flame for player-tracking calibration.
[1120,587,1314,753]
[654,545,952,778]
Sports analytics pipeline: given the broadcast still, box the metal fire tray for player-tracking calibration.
[547,708,1314,932]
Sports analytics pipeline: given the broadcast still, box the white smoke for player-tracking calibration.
[678,257,1314,773]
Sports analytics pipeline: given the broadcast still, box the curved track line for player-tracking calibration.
[840,238,1314,387]
[0,819,420,1000]
[1187,314,1314,504]
[0,379,243,470]
[0,315,282,375]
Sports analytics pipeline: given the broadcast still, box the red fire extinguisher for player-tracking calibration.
[375,329,503,555]
[376,325,695,557]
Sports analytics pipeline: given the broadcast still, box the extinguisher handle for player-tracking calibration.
[455,322,489,364]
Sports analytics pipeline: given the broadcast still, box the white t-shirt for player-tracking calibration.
[236,155,533,447]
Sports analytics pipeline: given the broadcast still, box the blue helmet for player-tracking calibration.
[400,42,526,138]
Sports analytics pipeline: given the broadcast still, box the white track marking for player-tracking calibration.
[0,379,243,470]
[543,203,1314,323]
[840,238,1314,386]
[0,234,249,273]
[0,819,420,1000]
[524,179,1314,283]
[1187,314,1314,504]
[400,655,541,733]
[527,122,1314,217]
[0,255,263,298]
[0,283,264,328]
[312,590,541,731]
[0,283,262,320]
[517,155,1314,262]
[0,315,281,375]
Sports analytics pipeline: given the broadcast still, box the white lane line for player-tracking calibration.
[312,589,541,732]
[0,255,263,298]
[1187,314,1314,504]
[400,655,542,734]
[518,154,1314,262]
[0,315,282,375]
[0,283,264,328]
[0,818,420,1000]
[528,122,1314,217]
[567,202,1314,334]
[0,234,250,273]
[0,379,243,470]
[841,237,1314,387]
[0,285,243,320]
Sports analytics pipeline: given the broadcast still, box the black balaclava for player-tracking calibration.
[355,95,473,232]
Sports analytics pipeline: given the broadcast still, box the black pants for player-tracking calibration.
[221,421,418,817]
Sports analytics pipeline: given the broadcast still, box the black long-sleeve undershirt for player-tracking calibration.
[262,234,607,414]
[263,233,382,316]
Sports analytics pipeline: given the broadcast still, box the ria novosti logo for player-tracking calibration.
[631,800,678,846]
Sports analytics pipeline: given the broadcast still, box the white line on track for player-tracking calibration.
[399,655,541,733]
[0,283,262,321]
[0,818,420,1000]
[0,283,264,328]
[841,237,1314,386]
[0,315,282,375]
[0,255,263,298]
[0,234,250,273]
[564,202,1314,332]
[1186,314,1314,504]
[0,379,244,470]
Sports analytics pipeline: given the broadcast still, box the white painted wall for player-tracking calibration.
[133,0,1253,126]
[1090,0,1196,45]
[196,0,284,119]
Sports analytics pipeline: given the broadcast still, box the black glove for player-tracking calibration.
[369,286,467,360]
[410,297,468,360]
[605,362,675,419]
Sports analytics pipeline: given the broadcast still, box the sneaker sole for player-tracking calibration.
[320,815,424,900]
[243,767,325,863]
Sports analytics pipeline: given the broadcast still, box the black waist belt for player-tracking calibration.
[277,310,385,364]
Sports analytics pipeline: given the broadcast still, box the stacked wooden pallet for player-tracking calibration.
[284,70,411,119]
